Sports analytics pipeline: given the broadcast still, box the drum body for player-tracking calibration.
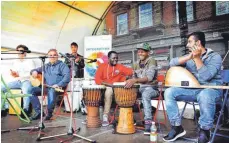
[113,82,139,134]
[82,85,105,128]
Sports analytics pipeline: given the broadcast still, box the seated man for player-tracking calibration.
[29,49,70,120]
[163,32,222,143]
[125,43,158,135]
[1,45,35,117]
[95,51,133,126]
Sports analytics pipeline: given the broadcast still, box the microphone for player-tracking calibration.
[59,52,69,59]
[87,59,97,63]
[18,50,31,53]
[66,53,75,58]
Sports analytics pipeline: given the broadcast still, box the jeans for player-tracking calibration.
[1,80,32,110]
[139,86,158,120]
[30,87,60,116]
[164,87,222,130]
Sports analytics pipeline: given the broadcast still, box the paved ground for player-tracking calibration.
[1,109,229,143]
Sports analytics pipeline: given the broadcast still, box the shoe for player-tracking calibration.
[1,109,8,117]
[134,119,137,126]
[44,114,52,121]
[20,109,30,119]
[198,128,210,143]
[163,125,186,142]
[82,119,87,125]
[102,114,109,127]
[30,112,41,120]
[144,120,152,135]
[30,112,45,120]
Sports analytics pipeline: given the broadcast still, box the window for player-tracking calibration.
[216,1,229,16]
[176,1,194,24]
[186,1,194,22]
[139,3,153,28]
[117,13,128,35]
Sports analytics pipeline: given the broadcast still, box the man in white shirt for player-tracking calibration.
[1,45,36,117]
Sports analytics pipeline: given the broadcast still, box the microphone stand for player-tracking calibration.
[38,54,96,143]
[1,50,30,54]
[1,56,65,138]
[65,53,96,62]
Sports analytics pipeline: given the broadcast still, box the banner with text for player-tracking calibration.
[84,35,112,78]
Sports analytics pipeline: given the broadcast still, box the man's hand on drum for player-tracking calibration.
[125,79,137,88]
[32,71,38,78]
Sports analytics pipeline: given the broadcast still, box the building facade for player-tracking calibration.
[105,1,229,69]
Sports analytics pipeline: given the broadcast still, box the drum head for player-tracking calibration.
[113,82,140,88]
[82,85,105,89]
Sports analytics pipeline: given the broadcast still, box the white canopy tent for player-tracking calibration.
[1,1,113,54]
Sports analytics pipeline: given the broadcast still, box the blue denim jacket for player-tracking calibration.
[31,60,70,87]
[170,48,222,85]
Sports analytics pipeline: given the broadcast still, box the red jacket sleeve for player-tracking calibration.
[95,64,104,85]
[120,64,133,76]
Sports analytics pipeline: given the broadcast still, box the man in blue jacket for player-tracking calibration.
[163,32,222,143]
[29,49,71,120]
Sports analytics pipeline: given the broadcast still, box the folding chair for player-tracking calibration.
[153,74,167,125]
[180,70,229,143]
[53,89,71,118]
[1,76,31,123]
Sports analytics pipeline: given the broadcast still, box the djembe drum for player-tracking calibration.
[113,82,140,134]
[82,85,105,128]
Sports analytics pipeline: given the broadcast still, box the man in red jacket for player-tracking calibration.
[95,51,133,126]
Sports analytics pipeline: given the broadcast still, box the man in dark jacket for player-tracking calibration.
[29,49,71,120]
[65,42,85,78]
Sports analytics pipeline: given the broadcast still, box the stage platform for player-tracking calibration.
[1,110,229,143]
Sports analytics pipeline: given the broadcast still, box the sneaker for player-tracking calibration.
[134,119,137,126]
[30,112,45,120]
[1,109,8,117]
[144,120,152,135]
[20,109,30,119]
[30,112,41,120]
[163,125,186,142]
[82,119,87,125]
[44,113,53,121]
[102,114,109,127]
[198,128,210,143]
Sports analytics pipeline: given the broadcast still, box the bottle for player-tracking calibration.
[150,121,157,143]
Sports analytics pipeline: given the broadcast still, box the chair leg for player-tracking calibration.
[180,102,188,120]
[137,101,144,121]
[110,105,118,124]
[161,97,167,125]
[153,90,167,125]
[55,96,65,117]
[153,97,161,123]
[53,92,72,119]
[210,89,229,143]
[192,102,198,125]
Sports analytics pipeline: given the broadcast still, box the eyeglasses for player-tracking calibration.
[48,54,57,57]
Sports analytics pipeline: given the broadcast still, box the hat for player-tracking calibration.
[136,43,151,51]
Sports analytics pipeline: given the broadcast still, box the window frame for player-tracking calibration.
[138,2,153,29]
[215,1,229,16]
[116,12,129,36]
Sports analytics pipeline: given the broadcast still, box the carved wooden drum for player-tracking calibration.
[82,85,105,128]
[113,82,139,134]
